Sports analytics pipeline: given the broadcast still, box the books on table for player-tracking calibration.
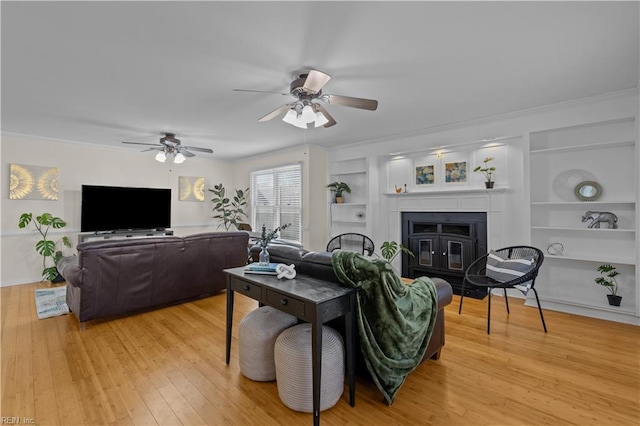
[245,263,280,275]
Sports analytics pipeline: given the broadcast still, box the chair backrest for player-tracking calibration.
[326,233,375,256]
[470,245,544,287]
[237,223,252,231]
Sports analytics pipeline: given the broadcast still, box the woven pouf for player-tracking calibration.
[274,323,344,413]
[238,306,297,381]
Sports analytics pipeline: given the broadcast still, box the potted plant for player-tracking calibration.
[327,182,351,203]
[18,212,72,282]
[473,157,496,189]
[257,223,290,264]
[209,183,249,231]
[595,264,622,306]
[378,241,414,274]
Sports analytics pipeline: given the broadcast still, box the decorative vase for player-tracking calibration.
[335,196,344,204]
[607,294,622,306]
[259,246,270,265]
[485,181,495,189]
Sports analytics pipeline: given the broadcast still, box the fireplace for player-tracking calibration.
[402,211,487,298]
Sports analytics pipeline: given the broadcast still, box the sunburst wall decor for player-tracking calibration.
[10,164,59,200]
[179,176,205,202]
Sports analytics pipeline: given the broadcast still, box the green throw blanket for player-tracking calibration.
[331,250,438,405]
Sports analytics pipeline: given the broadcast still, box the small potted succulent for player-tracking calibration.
[474,157,496,189]
[327,182,351,203]
[595,264,622,306]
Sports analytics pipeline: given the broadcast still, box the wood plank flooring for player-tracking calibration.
[2,282,638,425]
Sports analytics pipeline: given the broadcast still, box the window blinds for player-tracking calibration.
[251,164,302,244]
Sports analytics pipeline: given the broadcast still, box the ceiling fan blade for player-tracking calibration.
[303,69,331,94]
[122,141,162,147]
[324,94,378,111]
[182,146,213,154]
[314,104,337,128]
[258,104,295,122]
[141,147,162,152]
[233,88,289,95]
[180,148,196,158]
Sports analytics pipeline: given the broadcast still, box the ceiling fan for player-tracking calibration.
[233,69,378,129]
[122,133,213,163]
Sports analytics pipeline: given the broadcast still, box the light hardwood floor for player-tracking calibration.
[2,281,639,425]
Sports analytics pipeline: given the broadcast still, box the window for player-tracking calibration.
[251,164,302,244]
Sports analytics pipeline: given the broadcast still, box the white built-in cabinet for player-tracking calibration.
[528,118,638,322]
[328,157,369,238]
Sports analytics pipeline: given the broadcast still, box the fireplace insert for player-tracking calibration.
[402,212,487,298]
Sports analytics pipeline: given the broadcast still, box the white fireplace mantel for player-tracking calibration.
[385,187,508,252]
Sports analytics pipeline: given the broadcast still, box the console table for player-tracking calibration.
[224,267,356,426]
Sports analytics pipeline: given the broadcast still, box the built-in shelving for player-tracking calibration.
[528,117,638,322]
[328,158,369,238]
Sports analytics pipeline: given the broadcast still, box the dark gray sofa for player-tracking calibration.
[250,244,453,367]
[58,232,249,326]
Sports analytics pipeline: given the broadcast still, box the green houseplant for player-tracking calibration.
[209,183,249,231]
[18,212,72,282]
[327,181,351,203]
[378,241,414,274]
[257,223,290,264]
[595,264,622,306]
[473,156,496,188]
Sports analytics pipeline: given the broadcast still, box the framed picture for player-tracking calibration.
[415,165,435,185]
[445,161,467,183]
[9,164,59,200]
[179,176,205,201]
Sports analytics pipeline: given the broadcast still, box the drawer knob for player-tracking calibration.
[244,285,250,291]
[280,299,288,306]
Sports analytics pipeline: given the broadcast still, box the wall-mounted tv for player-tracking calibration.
[81,185,171,233]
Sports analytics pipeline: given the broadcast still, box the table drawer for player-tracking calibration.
[265,289,306,318]
[231,279,262,300]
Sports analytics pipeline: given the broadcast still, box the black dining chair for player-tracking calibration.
[458,245,546,334]
[326,233,375,256]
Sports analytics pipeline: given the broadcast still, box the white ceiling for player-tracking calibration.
[2,1,638,161]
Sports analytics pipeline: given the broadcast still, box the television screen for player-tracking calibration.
[81,185,171,232]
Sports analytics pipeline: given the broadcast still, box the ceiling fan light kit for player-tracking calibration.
[122,132,213,163]
[236,69,378,129]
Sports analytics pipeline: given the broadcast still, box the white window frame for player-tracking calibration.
[251,163,302,245]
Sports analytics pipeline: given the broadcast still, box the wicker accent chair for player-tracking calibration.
[458,246,546,334]
[326,233,375,256]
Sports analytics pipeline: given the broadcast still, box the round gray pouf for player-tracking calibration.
[274,323,344,413]
[238,306,298,381]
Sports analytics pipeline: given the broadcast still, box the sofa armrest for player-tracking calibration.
[56,256,82,287]
[429,277,453,309]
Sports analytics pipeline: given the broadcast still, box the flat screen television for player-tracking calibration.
[81,185,171,232]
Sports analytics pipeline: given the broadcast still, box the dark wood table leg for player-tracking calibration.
[311,319,322,426]
[346,293,356,406]
[226,282,234,364]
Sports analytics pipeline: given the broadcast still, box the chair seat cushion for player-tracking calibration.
[485,250,534,294]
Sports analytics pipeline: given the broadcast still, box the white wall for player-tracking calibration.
[1,133,235,286]
[328,90,639,249]
[231,143,328,252]
[327,89,639,323]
